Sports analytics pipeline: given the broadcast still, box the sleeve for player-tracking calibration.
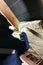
[0,32,30,56]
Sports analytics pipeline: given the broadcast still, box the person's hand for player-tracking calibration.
[20,32,30,50]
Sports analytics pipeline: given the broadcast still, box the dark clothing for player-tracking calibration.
[0,53,22,65]
[0,27,27,65]
[0,27,26,51]
[0,14,29,65]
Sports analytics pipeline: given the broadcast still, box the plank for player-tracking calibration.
[0,0,19,29]
[41,0,43,6]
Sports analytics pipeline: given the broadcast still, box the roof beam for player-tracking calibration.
[41,0,43,6]
[0,0,19,30]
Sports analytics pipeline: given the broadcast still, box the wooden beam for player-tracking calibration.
[41,0,43,6]
[20,54,38,65]
[0,0,19,29]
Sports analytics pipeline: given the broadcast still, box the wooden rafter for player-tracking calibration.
[41,0,43,6]
[0,0,19,29]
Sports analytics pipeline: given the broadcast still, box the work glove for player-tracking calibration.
[20,32,30,50]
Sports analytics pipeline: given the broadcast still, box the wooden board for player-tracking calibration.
[41,0,43,6]
[20,51,43,65]
[0,0,19,29]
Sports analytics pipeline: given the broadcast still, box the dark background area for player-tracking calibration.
[5,0,43,21]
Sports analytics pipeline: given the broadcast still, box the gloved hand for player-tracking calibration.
[20,32,30,50]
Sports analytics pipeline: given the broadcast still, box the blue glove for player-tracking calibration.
[2,52,21,65]
[20,32,30,50]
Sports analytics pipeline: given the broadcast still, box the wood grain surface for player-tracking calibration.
[0,0,19,29]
